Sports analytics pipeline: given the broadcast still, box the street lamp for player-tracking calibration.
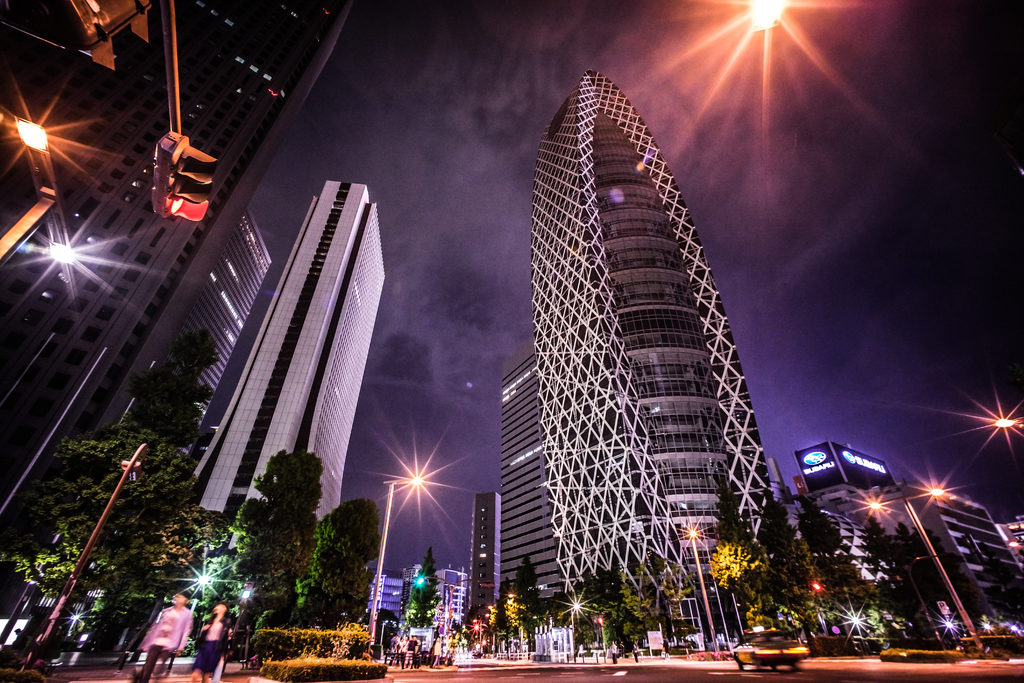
[368,473,426,650]
[751,0,785,31]
[16,118,48,152]
[685,527,719,653]
[869,488,983,651]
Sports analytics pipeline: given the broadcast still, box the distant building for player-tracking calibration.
[179,211,270,400]
[499,340,561,595]
[195,182,384,518]
[400,564,422,621]
[468,492,500,619]
[436,567,468,627]
[368,570,403,617]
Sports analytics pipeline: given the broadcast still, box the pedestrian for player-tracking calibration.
[610,641,618,664]
[577,643,585,663]
[137,594,193,683]
[632,641,639,663]
[406,635,418,669]
[399,637,408,669]
[190,603,232,683]
[430,635,442,668]
[387,634,399,665]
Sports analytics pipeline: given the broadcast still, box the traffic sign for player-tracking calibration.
[937,601,951,616]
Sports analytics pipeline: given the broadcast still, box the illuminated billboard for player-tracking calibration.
[794,442,895,493]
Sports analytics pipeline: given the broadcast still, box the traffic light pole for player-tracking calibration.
[23,444,148,669]
[159,0,182,134]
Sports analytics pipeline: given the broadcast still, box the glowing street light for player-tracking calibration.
[994,417,1019,429]
[684,527,720,653]
[751,0,785,31]
[49,242,76,264]
[16,118,48,152]
[368,471,428,650]
[928,487,946,498]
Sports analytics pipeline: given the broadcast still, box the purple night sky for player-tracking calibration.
[205,0,1024,574]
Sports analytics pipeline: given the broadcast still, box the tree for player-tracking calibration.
[233,449,322,626]
[0,331,228,646]
[406,547,440,628]
[293,499,379,627]
[513,556,542,643]
[711,479,768,627]
[124,329,218,447]
[757,488,815,630]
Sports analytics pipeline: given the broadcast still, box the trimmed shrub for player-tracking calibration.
[879,648,966,663]
[684,651,734,661]
[260,658,387,681]
[252,627,370,662]
[967,636,1024,655]
[0,669,46,683]
[807,636,860,657]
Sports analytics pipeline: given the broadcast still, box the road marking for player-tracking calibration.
[612,672,627,676]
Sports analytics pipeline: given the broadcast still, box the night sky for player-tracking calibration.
[205,0,1024,574]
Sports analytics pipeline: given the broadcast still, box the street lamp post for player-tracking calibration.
[901,490,983,652]
[24,443,148,668]
[907,555,946,648]
[368,474,424,650]
[686,528,719,653]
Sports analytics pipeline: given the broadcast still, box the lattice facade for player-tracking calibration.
[530,71,769,581]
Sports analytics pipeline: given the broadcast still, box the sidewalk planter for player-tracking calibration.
[879,649,966,663]
[252,627,370,662]
[259,658,387,681]
[0,670,45,683]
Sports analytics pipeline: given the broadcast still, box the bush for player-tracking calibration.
[808,636,861,657]
[879,648,966,663]
[252,627,370,662]
[967,636,1024,655]
[0,669,46,683]
[260,658,387,681]
[683,651,734,661]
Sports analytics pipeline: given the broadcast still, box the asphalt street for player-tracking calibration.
[387,660,1024,682]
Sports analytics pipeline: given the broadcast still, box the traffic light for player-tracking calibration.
[811,581,824,592]
[414,574,426,587]
[153,131,217,221]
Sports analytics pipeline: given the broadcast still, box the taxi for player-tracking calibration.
[732,629,809,671]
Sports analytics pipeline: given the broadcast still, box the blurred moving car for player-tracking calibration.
[733,629,809,671]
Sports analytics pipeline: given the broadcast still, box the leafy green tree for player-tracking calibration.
[757,488,815,630]
[0,331,228,646]
[711,479,768,627]
[233,449,322,626]
[571,567,650,647]
[513,556,542,643]
[406,547,439,628]
[124,330,218,447]
[293,498,379,626]
[640,554,693,640]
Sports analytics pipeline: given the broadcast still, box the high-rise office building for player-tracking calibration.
[0,0,353,523]
[179,211,270,397]
[499,341,560,594]
[529,71,769,581]
[195,182,384,518]
[367,570,404,616]
[436,566,468,627]
[469,491,501,618]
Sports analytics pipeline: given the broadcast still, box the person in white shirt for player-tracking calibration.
[138,594,193,683]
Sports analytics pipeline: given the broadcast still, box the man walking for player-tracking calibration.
[137,594,192,683]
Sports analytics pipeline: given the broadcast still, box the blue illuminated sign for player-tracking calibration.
[841,450,886,474]
[802,451,827,466]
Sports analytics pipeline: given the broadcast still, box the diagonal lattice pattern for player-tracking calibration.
[530,72,769,583]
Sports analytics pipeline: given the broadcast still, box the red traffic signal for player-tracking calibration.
[153,131,217,221]
[597,616,604,625]
[811,582,824,592]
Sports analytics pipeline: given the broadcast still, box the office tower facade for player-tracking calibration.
[400,564,422,622]
[367,570,404,616]
[499,340,561,594]
[469,491,500,618]
[179,211,270,396]
[436,567,468,627]
[530,71,769,580]
[0,0,352,522]
[195,182,384,518]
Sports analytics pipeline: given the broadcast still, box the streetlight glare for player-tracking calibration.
[994,417,1019,429]
[17,119,48,152]
[929,487,946,498]
[410,475,424,487]
[868,501,883,511]
[49,243,76,264]
[687,527,700,540]
[751,0,785,31]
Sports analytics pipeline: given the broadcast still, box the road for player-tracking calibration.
[387,660,1024,682]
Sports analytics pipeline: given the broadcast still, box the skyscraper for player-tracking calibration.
[530,71,769,581]
[179,211,270,398]
[195,181,384,518]
[499,341,560,594]
[469,491,501,618]
[0,0,353,522]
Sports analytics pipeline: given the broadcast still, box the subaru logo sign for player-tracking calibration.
[802,451,827,466]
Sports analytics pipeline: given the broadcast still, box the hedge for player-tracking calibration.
[252,626,370,661]
[808,636,860,657]
[966,636,1024,655]
[260,658,387,681]
[879,648,966,663]
[0,669,46,683]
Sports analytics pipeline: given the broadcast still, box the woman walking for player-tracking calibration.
[190,604,232,683]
